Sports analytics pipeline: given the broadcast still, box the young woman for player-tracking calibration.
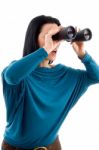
[1,15,99,150]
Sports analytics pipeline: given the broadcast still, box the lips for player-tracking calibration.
[52,49,57,53]
[52,51,57,53]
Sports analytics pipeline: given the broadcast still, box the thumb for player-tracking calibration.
[54,42,60,49]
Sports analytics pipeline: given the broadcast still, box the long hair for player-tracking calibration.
[22,15,61,57]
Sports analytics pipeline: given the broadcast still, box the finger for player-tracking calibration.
[70,40,74,44]
[60,39,64,42]
[53,43,60,50]
[58,25,63,30]
[75,26,80,32]
[48,27,60,36]
[75,26,77,32]
[77,27,80,32]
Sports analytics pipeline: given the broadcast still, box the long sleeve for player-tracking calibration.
[63,52,99,112]
[1,48,99,148]
[2,48,48,85]
[78,51,99,86]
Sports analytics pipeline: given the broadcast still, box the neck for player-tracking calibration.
[39,60,54,68]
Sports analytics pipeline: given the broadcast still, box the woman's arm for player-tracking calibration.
[71,36,99,85]
[2,48,48,85]
[80,52,99,85]
[78,52,99,85]
[2,27,62,86]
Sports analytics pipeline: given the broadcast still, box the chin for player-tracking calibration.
[48,51,57,62]
[49,57,56,62]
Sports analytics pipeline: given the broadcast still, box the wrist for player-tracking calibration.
[78,50,86,59]
[43,46,50,54]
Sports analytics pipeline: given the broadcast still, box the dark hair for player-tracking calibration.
[22,15,61,57]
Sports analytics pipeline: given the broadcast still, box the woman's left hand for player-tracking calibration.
[71,27,86,58]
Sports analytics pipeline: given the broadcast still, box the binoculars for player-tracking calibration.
[52,26,92,42]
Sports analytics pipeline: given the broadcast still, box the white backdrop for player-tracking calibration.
[0,0,99,150]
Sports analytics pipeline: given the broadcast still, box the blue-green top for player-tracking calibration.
[1,48,99,149]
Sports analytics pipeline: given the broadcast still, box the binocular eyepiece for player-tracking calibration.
[52,26,92,42]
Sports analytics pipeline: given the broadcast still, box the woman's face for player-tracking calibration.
[38,23,60,62]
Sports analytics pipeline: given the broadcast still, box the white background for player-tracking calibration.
[0,0,99,150]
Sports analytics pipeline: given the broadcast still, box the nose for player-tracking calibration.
[53,40,60,46]
[53,40,58,44]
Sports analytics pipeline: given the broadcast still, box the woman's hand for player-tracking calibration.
[43,26,63,54]
[71,28,86,58]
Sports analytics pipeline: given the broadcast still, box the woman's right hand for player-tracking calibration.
[43,26,62,54]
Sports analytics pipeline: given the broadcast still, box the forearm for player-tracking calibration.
[78,51,99,82]
[4,48,48,85]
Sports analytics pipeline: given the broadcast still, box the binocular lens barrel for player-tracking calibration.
[72,28,92,42]
[66,26,76,40]
[52,26,92,42]
[52,26,76,41]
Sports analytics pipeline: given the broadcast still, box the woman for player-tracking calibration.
[1,15,99,150]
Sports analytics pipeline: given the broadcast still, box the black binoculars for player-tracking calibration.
[52,26,92,42]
